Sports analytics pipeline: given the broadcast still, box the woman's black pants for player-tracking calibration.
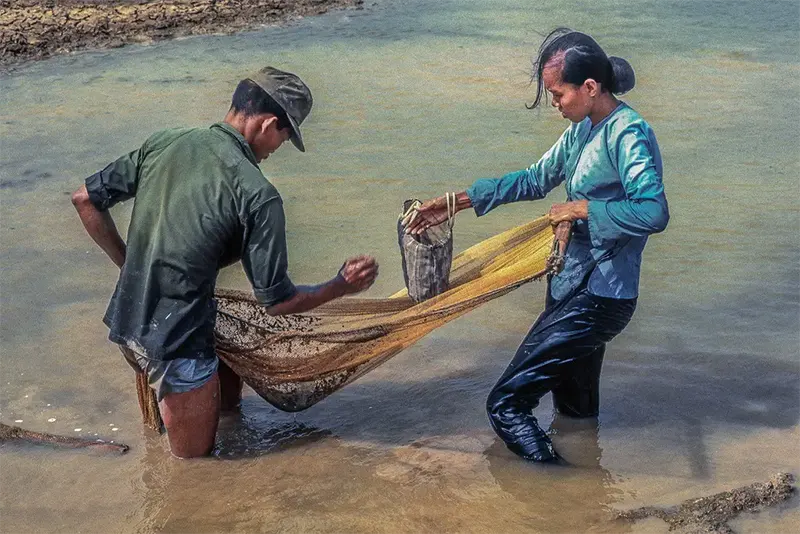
[486,284,637,462]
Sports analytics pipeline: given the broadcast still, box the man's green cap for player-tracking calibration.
[248,66,313,152]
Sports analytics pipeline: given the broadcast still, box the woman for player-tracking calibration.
[405,28,669,462]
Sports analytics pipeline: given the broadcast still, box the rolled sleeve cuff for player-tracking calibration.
[253,276,297,307]
[466,180,495,217]
[85,172,111,211]
[588,200,619,248]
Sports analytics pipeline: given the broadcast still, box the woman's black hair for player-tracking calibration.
[230,79,292,130]
[528,28,635,109]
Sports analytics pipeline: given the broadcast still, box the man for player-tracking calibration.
[71,67,378,459]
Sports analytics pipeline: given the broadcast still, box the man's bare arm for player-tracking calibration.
[265,256,378,316]
[71,185,126,269]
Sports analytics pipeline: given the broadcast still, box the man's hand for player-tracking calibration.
[265,255,379,316]
[548,200,589,227]
[336,255,379,295]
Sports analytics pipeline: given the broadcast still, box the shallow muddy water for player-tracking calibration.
[1,0,799,532]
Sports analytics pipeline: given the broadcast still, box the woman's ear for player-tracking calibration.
[584,78,599,98]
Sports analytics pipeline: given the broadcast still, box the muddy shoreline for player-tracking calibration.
[0,0,365,67]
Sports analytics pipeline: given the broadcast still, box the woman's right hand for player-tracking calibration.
[402,191,472,235]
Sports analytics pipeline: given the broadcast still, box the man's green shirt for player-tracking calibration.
[85,123,296,360]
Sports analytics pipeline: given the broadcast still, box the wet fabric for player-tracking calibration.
[486,280,636,461]
[466,102,669,300]
[213,216,561,412]
[397,199,454,303]
[85,122,296,361]
[120,346,218,402]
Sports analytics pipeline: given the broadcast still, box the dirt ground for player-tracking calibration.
[0,0,364,67]
[616,473,795,534]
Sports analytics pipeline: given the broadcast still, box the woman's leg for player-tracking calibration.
[486,290,635,462]
[551,345,605,418]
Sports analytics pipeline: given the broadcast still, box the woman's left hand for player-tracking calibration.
[548,200,589,226]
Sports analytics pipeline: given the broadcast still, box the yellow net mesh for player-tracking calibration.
[214,216,557,411]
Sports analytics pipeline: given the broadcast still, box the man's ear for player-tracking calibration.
[584,78,599,97]
[260,115,279,134]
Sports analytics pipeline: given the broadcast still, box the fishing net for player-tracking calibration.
[211,215,568,413]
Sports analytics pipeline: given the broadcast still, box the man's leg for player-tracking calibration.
[135,355,221,458]
[159,372,221,458]
[217,359,243,413]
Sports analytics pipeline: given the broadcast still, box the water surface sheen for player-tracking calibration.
[1,1,799,532]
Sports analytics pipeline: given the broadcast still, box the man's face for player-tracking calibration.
[252,116,291,161]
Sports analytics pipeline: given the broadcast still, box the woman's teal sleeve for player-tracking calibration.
[466,127,573,216]
[588,124,670,246]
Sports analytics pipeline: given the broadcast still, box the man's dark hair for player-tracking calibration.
[230,79,292,130]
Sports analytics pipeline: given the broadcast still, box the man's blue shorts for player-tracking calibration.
[120,345,218,402]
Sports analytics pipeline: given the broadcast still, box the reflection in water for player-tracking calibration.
[485,414,626,534]
[134,435,173,534]
[132,410,625,533]
[214,418,334,459]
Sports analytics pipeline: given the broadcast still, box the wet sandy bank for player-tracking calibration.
[1,0,365,67]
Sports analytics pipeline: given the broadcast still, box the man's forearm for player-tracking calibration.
[81,209,127,268]
[265,278,346,316]
[72,186,126,268]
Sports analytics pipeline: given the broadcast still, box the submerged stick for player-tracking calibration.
[616,472,795,534]
[0,423,129,454]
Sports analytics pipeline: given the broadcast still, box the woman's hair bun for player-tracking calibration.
[609,56,635,94]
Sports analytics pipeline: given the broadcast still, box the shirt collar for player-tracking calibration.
[211,122,259,166]
[590,101,627,132]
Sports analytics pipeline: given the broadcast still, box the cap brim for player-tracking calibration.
[287,114,305,152]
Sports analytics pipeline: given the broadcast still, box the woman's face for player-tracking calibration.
[542,63,592,123]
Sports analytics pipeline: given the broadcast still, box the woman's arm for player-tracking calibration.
[587,124,669,246]
[404,126,578,235]
[466,127,576,216]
